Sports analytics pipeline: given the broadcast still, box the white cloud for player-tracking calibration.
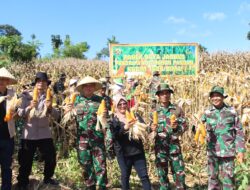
[166,16,188,24]
[203,12,226,21]
[177,28,187,35]
[238,2,250,14]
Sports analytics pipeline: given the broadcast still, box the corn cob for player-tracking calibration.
[70,93,77,104]
[33,87,38,101]
[170,114,176,123]
[4,110,12,122]
[153,111,158,125]
[126,110,135,122]
[194,128,200,143]
[199,123,206,137]
[97,100,106,115]
[46,88,52,101]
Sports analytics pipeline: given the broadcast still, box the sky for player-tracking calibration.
[1,0,249,59]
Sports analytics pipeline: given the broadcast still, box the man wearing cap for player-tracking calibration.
[150,83,187,190]
[53,73,66,94]
[65,76,108,190]
[0,67,18,190]
[201,86,246,190]
[16,72,59,189]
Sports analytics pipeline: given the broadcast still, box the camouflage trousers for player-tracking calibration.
[104,127,115,160]
[155,150,186,190]
[208,156,235,190]
[77,135,107,189]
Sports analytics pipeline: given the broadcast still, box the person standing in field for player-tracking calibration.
[150,83,187,190]
[148,71,161,109]
[65,76,109,190]
[201,86,246,190]
[109,95,151,190]
[16,72,59,190]
[0,68,18,190]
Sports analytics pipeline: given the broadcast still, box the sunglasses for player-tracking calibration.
[118,102,127,106]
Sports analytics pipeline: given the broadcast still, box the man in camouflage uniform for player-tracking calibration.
[148,71,161,109]
[100,82,115,160]
[66,76,108,190]
[150,83,187,190]
[201,86,246,190]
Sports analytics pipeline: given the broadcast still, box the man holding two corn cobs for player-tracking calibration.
[150,83,188,190]
[65,76,110,190]
[16,72,59,189]
[0,68,18,190]
[201,86,246,190]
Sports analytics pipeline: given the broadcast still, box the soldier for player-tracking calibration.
[17,72,59,190]
[148,71,161,109]
[201,86,246,190]
[150,83,187,190]
[0,68,18,190]
[65,76,108,190]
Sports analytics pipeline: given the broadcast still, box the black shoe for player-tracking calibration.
[43,178,59,185]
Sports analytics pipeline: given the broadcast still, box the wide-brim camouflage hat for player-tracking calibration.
[209,86,228,98]
[0,67,17,85]
[156,83,173,95]
[76,76,102,93]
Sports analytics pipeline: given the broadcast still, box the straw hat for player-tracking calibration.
[76,76,102,93]
[0,67,17,85]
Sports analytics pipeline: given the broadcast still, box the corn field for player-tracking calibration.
[6,52,250,189]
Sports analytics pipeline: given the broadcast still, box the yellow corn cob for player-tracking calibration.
[153,111,158,125]
[199,134,205,145]
[33,87,38,101]
[4,109,12,122]
[199,123,206,137]
[126,110,135,122]
[170,114,176,123]
[70,93,77,104]
[131,111,136,120]
[194,128,200,143]
[46,88,52,101]
[97,100,106,115]
[111,105,115,113]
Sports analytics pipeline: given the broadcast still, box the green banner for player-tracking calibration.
[109,43,199,77]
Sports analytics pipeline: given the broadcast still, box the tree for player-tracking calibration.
[51,35,63,57]
[247,31,250,40]
[62,35,90,59]
[0,24,21,36]
[198,44,208,54]
[96,35,119,59]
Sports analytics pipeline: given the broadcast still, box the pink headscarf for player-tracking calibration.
[114,95,127,124]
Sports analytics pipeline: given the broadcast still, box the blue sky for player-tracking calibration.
[1,0,249,59]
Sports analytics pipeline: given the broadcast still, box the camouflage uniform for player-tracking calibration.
[75,95,108,190]
[153,103,187,190]
[201,104,246,190]
[148,75,161,109]
[102,95,115,160]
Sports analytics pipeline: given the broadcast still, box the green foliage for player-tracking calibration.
[247,31,250,40]
[198,44,208,54]
[96,35,119,60]
[235,153,250,189]
[0,24,21,36]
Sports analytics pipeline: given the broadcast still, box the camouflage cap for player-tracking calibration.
[153,71,160,76]
[156,83,173,95]
[209,86,228,98]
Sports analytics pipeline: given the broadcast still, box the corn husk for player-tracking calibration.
[128,121,148,142]
[4,94,22,122]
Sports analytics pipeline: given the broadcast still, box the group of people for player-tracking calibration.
[0,67,246,190]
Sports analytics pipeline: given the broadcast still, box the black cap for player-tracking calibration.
[35,72,51,85]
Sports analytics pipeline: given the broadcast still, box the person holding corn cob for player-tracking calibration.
[16,72,60,189]
[65,76,110,190]
[109,95,151,190]
[201,86,246,190]
[150,83,187,190]
[0,68,18,190]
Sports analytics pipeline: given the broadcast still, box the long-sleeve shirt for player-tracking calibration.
[17,90,59,140]
[201,104,246,157]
